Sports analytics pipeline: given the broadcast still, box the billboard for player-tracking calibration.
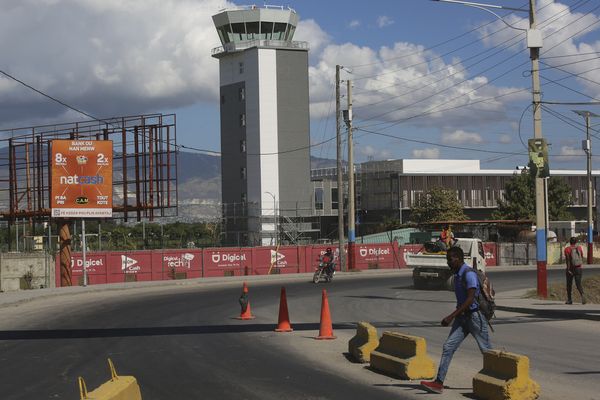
[51,139,113,218]
[528,138,550,178]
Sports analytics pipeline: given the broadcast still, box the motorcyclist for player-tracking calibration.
[321,247,335,277]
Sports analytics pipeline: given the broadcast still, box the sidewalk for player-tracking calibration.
[496,288,600,321]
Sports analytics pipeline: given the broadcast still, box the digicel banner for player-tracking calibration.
[51,139,113,218]
[352,244,399,269]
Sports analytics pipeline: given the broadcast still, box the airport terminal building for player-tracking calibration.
[311,159,599,238]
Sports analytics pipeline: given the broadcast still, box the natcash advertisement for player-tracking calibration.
[51,139,113,218]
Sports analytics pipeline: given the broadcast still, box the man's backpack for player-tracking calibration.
[569,246,583,267]
[462,268,496,322]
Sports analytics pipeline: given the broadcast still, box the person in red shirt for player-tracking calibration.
[321,248,335,276]
[564,237,586,305]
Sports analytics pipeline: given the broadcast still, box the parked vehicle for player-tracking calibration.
[312,260,335,283]
[407,238,487,289]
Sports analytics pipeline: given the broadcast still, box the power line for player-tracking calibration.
[355,1,600,132]
[355,126,525,156]
[0,69,105,124]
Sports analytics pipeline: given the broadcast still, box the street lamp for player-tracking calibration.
[573,110,599,263]
[264,191,277,246]
[435,0,548,297]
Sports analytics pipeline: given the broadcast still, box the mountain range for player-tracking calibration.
[176,151,337,221]
[0,145,335,221]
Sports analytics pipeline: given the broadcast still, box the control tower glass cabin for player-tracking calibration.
[212,6,311,246]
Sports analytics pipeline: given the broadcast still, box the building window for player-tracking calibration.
[239,62,244,74]
[240,113,246,126]
[239,87,245,101]
[331,188,338,210]
[240,139,246,153]
[220,95,225,105]
[240,167,247,180]
[232,23,245,41]
[315,188,324,210]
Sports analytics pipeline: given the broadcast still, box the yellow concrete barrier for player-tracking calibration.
[348,321,379,363]
[79,359,142,400]
[473,350,540,400]
[370,331,435,380]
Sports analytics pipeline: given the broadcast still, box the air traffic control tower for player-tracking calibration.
[212,6,311,246]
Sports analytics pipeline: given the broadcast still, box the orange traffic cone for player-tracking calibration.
[237,281,256,320]
[316,289,336,340]
[275,287,293,332]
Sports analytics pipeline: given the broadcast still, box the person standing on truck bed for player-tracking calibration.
[420,245,492,394]
[439,225,454,251]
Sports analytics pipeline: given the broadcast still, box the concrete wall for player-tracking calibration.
[0,252,55,292]
[497,241,600,265]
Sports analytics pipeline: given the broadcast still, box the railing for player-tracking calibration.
[212,40,309,56]
[217,4,296,13]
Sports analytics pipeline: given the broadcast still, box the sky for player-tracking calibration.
[1,0,600,171]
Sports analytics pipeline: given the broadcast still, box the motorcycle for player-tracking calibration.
[312,260,335,283]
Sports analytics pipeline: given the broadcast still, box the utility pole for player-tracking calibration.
[345,80,355,270]
[529,0,547,298]
[336,65,346,271]
[574,110,598,263]
[585,114,593,264]
[435,0,547,296]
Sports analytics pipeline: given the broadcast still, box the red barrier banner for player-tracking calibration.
[70,253,108,285]
[70,254,107,275]
[353,243,400,270]
[483,243,498,266]
[154,250,203,280]
[251,246,301,275]
[202,248,252,277]
[57,241,493,287]
[399,244,424,268]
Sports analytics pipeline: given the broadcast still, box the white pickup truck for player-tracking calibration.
[407,238,487,289]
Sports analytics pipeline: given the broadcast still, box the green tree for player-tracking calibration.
[410,186,466,224]
[492,168,573,220]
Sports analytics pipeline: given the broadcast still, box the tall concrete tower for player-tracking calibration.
[212,6,311,246]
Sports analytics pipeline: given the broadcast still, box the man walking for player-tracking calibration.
[420,246,492,394]
[564,237,586,305]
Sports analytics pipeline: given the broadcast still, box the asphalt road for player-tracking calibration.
[0,267,597,399]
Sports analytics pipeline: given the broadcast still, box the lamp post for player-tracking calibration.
[435,0,548,297]
[265,191,277,246]
[573,110,599,263]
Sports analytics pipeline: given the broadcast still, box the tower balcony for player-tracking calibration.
[211,39,309,58]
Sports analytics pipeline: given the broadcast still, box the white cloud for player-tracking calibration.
[376,16,394,28]
[0,0,560,145]
[309,39,528,128]
[479,0,600,99]
[412,148,440,159]
[295,19,332,57]
[499,134,512,144]
[0,0,230,126]
[442,130,483,144]
[359,144,392,160]
[348,20,361,29]
[556,145,584,162]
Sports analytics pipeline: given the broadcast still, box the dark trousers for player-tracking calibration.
[566,267,584,300]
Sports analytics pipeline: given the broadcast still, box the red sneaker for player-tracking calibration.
[421,380,444,394]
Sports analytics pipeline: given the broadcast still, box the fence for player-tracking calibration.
[53,241,598,287]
